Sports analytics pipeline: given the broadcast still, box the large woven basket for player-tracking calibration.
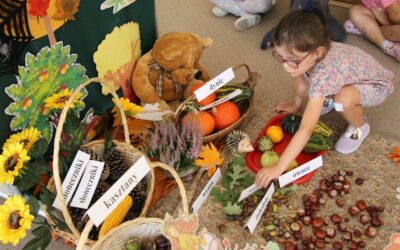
[79,161,189,250]
[175,64,260,143]
[43,78,155,247]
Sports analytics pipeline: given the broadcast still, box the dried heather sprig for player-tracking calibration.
[147,119,203,172]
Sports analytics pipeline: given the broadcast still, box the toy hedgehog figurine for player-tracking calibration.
[226,130,254,155]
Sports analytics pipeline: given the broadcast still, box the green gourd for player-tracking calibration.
[282,115,301,135]
[258,136,273,152]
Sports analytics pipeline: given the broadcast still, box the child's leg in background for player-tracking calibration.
[209,0,245,16]
[381,2,400,41]
[349,4,400,61]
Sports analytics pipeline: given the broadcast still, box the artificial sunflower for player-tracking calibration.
[3,127,41,151]
[0,195,34,246]
[112,97,142,124]
[195,143,224,177]
[43,88,84,113]
[0,143,30,184]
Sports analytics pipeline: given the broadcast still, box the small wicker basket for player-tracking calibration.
[43,78,156,247]
[175,64,260,143]
[80,161,189,250]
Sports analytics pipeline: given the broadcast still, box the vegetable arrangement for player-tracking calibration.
[180,82,254,136]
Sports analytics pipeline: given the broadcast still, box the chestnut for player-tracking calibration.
[309,194,318,203]
[371,216,382,227]
[338,223,347,232]
[336,198,345,207]
[329,189,338,198]
[330,214,342,224]
[312,218,324,228]
[355,178,364,185]
[297,208,305,217]
[343,231,352,241]
[353,228,362,238]
[365,226,377,238]
[326,226,336,238]
[315,239,324,249]
[290,222,301,232]
[356,200,367,211]
[333,241,344,250]
[303,216,312,226]
[358,240,366,248]
[284,241,296,250]
[349,205,361,216]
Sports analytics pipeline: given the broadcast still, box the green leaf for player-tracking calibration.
[227,163,247,190]
[31,226,51,250]
[22,237,43,250]
[47,211,68,231]
[39,186,55,208]
[222,202,242,215]
[15,161,47,191]
[210,187,230,206]
[27,196,40,217]
[30,139,49,158]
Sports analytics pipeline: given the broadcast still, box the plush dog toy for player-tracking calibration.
[132,32,212,110]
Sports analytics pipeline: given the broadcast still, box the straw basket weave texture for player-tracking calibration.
[44,78,155,247]
[175,64,260,143]
[81,161,188,250]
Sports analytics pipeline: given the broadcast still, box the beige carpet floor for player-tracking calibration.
[2,1,399,249]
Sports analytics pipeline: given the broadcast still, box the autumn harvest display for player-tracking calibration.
[0,4,398,248]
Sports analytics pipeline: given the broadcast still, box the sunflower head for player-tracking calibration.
[0,195,34,246]
[3,127,41,151]
[43,88,84,113]
[112,97,142,118]
[0,143,30,184]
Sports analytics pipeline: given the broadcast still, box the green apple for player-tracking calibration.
[261,151,279,168]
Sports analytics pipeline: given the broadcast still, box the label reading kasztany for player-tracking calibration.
[86,156,150,227]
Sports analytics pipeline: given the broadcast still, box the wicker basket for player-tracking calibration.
[175,64,260,143]
[43,78,156,247]
[79,161,189,250]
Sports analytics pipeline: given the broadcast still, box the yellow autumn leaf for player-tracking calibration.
[93,22,141,97]
[195,143,224,175]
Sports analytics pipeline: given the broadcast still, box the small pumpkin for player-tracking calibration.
[191,82,217,106]
[181,111,215,136]
[282,114,301,134]
[212,101,240,130]
[266,125,283,143]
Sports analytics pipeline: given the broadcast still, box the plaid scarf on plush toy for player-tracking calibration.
[148,60,182,97]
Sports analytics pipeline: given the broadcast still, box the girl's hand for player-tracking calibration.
[255,165,285,188]
[274,101,300,114]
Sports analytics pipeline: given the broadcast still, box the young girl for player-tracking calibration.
[344,0,400,62]
[256,9,394,188]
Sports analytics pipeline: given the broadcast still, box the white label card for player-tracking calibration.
[70,160,104,209]
[238,184,260,203]
[199,89,242,111]
[191,168,222,213]
[194,68,235,102]
[87,156,150,227]
[244,183,275,234]
[278,156,323,188]
[53,150,90,210]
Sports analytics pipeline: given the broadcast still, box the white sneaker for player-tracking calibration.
[234,14,261,31]
[335,120,370,154]
[212,7,228,17]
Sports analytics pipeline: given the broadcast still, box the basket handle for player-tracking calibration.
[151,161,189,215]
[51,78,131,239]
[76,160,189,249]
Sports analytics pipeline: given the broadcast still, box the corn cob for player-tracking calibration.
[98,195,133,238]
[313,121,333,137]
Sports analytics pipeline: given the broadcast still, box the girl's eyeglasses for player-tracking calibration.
[272,50,310,69]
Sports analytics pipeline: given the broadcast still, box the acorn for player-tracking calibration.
[226,130,254,155]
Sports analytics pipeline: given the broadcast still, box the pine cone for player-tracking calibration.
[131,179,148,197]
[105,148,127,181]
[125,193,147,221]
[91,181,111,205]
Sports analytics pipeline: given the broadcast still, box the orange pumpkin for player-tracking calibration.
[212,101,240,130]
[181,111,215,136]
[191,82,217,106]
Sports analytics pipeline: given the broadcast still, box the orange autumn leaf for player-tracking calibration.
[52,0,80,21]
[195,143,224,178]
[388,146,400,163]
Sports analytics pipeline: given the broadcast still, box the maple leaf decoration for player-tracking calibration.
[388,146,400,168]
[195,143,224,178]
[52,0,80,21]
[28,0,50,17]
